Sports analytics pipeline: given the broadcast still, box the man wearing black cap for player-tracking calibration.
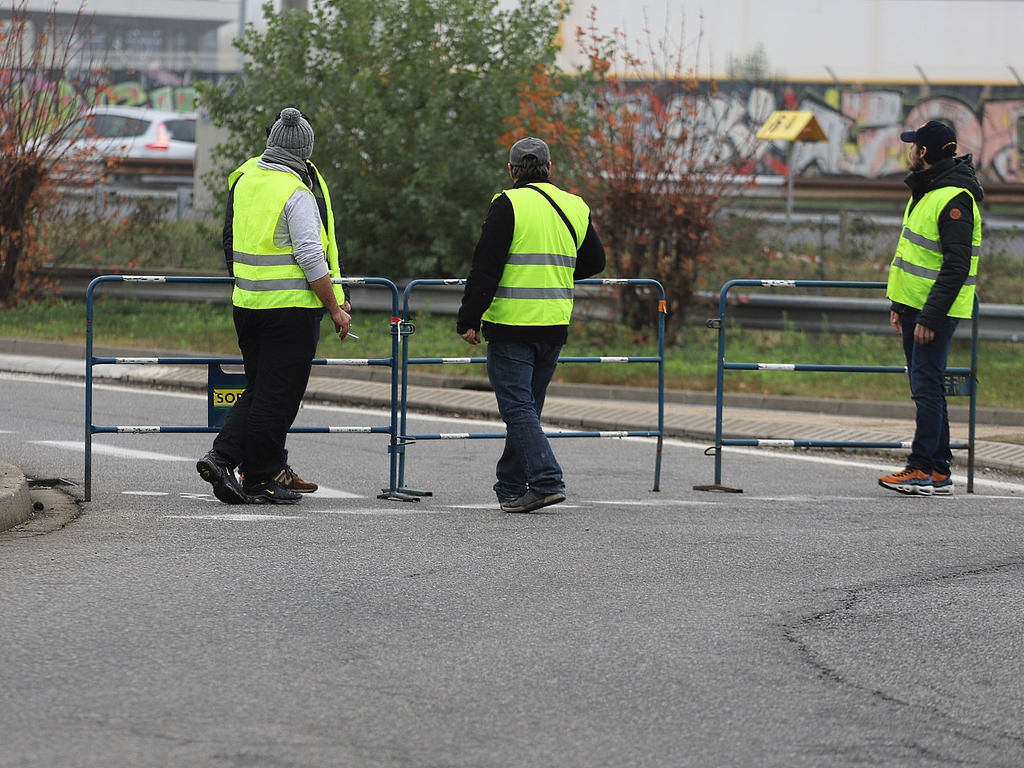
[197,107,351,505]
[878,120,983,496]
[457,137,605,513]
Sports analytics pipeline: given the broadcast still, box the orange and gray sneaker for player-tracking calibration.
[276,465,318,493]
[931,471,954,495]
[878,467,933,495]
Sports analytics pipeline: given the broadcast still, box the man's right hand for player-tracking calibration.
[460,329,480,345]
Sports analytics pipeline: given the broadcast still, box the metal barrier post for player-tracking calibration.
[693,281,741,493]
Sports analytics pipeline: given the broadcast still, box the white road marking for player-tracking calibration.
[165,513,307,521]
[586,499,724,506]
[309,485,364,499]
[34,440,191,462]
[314,507,451,515]
[122,491,168,496]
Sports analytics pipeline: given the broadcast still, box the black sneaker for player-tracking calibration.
[500,489,566,513]
[196,451,247,504]
[244,479,302,505]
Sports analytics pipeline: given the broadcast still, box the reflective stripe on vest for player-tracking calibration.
[230,166,330,310]
[886,185,981,319]
[228,157,345,307]
[482,184,590,326]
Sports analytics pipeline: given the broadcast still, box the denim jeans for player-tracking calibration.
[485,340,565,500]
[900,309,959,475]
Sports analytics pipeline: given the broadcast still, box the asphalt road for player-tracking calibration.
[1,373,1023,767]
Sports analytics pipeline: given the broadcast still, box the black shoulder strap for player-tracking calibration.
[525,184,579,249]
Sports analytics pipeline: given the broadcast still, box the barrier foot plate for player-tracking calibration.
[397,486,432,497]
[693,484,743,493]
[377,489,422,502]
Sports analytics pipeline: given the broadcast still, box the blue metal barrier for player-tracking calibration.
[84,275,402,501]
[384,278,666,501]
[694,279,979,494]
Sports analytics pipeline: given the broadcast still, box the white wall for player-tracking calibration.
[526,0,1024,83]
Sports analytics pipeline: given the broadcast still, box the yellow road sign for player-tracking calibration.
[756,111,828,142]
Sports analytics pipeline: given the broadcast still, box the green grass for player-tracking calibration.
[2,297,1021,410]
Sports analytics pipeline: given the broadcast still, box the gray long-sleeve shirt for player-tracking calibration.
[259,160,330,283]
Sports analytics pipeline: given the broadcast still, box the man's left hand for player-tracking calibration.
[460,329,480,345]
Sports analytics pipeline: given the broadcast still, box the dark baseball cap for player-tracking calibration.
[509,136,550,166]
[900,120,957,160]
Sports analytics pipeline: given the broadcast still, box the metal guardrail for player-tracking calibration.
[54,267,1024,342]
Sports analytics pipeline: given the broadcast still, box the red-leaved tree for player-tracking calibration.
[502,7,755,336]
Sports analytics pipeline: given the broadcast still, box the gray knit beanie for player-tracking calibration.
[267,107,314,159]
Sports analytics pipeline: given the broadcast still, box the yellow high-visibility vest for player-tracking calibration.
[228,158,345,307]
[231,166,342,309]
[887,186,981,319]
[482,183,589,326]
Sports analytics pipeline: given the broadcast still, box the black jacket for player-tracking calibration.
[893,154,984,329]
[457,179,606,344]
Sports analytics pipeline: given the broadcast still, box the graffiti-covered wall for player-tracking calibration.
[673,80,1024,184]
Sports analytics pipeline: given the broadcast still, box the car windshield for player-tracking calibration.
[66,114,150,139]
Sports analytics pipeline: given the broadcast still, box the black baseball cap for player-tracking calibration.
[509,137,550,166]
[900,120,957,160]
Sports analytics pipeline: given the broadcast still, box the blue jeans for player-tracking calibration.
[900,310,959,475]
[485,340,565,500]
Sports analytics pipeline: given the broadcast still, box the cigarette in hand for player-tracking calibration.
[345,332,359,340]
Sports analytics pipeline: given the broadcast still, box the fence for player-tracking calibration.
[694,279,979,494]
[384,278,667,501]
[84,275,402,501]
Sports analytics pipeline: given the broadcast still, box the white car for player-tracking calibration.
[55,105,197,162]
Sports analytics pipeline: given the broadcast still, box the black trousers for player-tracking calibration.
[212,306,321,484]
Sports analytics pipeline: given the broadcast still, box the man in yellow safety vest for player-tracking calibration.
[197,107,351,505]
[879,120,983,496]
[216,110,352,495]
[457,137,605,513]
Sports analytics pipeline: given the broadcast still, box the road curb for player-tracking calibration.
[0,461,32,533]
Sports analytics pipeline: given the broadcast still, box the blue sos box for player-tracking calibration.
[207,363,247,428]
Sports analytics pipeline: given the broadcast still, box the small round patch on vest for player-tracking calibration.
[948,207,963,220]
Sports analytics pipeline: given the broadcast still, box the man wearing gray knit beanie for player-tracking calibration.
[197,106,351,505]
[266,107,315,159]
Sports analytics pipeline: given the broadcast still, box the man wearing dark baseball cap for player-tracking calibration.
[899,120,958,163]
[878,120,984,497]
[456,137,606,513]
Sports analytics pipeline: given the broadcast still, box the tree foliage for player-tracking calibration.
[502,7,755,336]
[0,0,106,304]
[198,0,566,279]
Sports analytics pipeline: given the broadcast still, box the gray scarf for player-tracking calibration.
[261,146,311,186]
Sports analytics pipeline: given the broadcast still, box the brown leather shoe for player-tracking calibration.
[275,465,318,493]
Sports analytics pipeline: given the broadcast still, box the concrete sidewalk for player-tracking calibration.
[2,345,1023,529]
